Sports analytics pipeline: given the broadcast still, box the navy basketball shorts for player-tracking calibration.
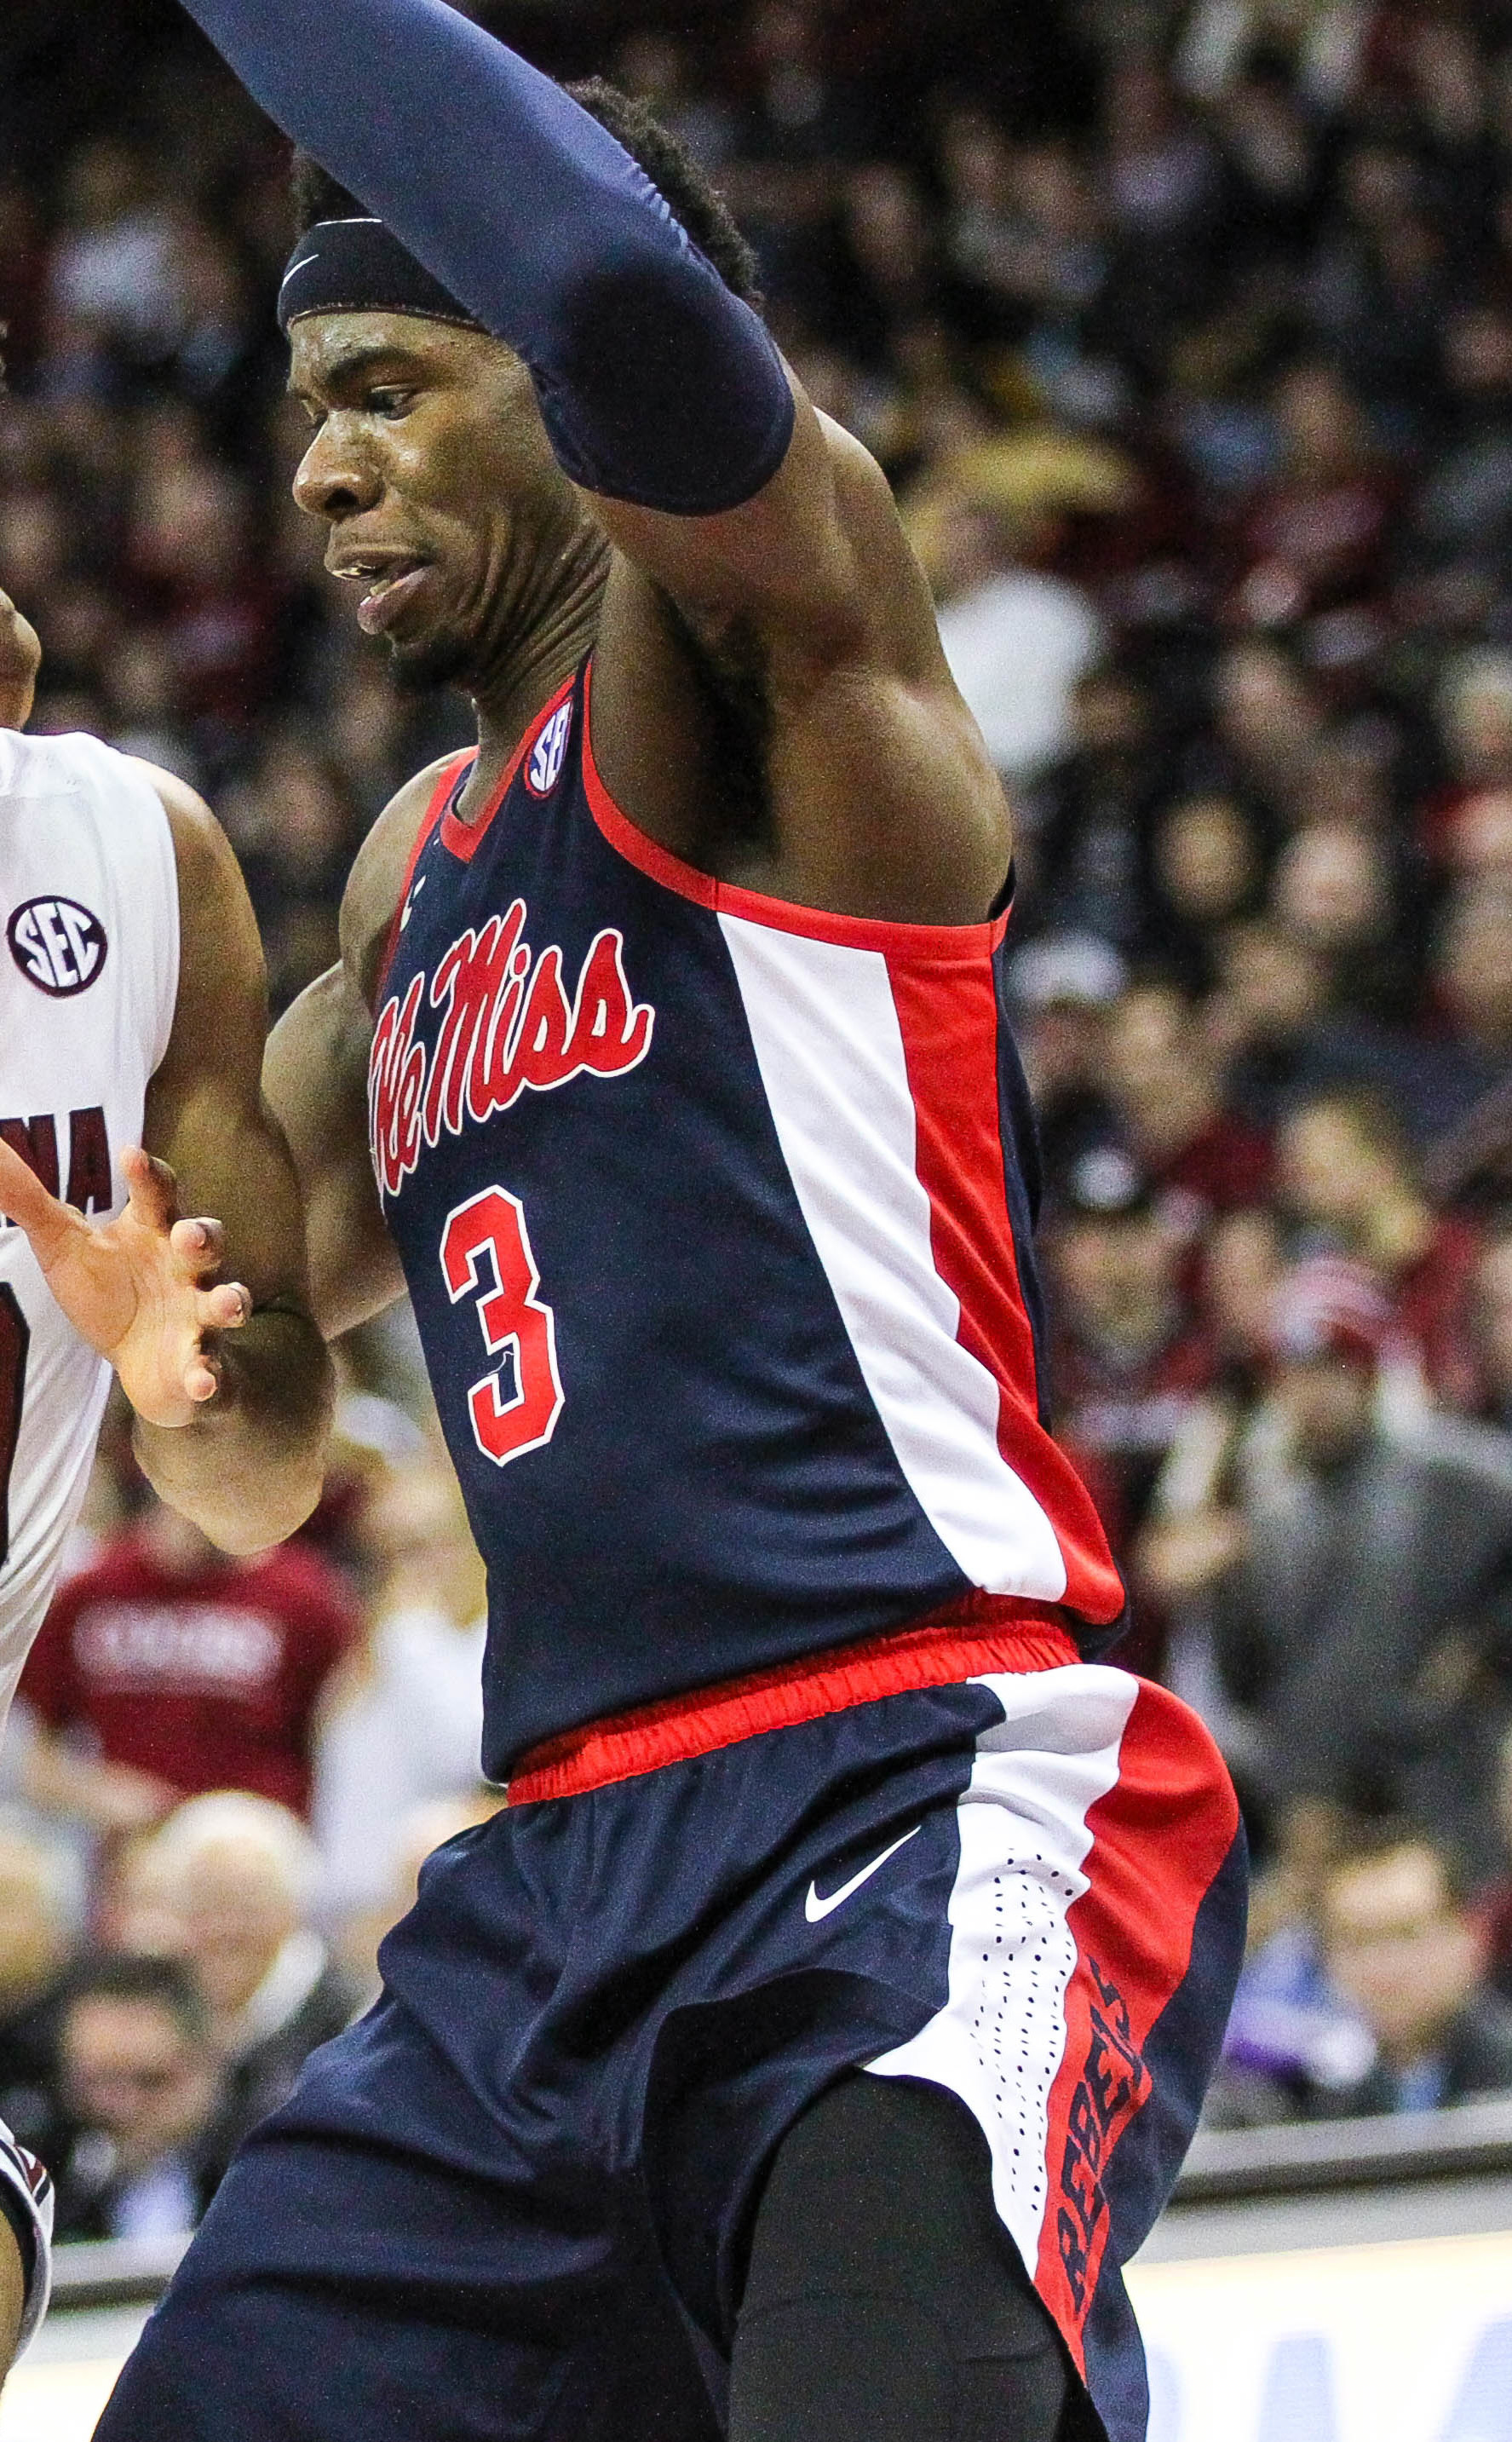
[97,1636,1245,2442]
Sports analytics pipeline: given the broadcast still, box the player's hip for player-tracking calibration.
[304,1644,1241,2159]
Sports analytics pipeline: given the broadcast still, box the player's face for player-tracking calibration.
[289,312,583,689]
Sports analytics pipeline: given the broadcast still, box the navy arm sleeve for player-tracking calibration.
[177,0,796,515]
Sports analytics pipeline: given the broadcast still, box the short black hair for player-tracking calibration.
[565,79,762,309]
[60,1952,210,2047]
[290,77,761,312]
[1321,1819,1475,1915]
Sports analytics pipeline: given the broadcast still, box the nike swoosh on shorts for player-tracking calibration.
[805,1824,922,1923]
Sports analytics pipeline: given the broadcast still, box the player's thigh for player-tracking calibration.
[95,2126,717,2442]
[729,2075,1071,2442]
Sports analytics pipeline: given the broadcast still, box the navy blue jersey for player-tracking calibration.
[369,660,1122,1777]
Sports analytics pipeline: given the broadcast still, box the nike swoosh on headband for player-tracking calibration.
[805,1824,922,1923]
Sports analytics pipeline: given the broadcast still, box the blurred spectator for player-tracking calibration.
[49,1953,228,2243]
[1312,1829,1512,2117]
[1469,1224,1512,1431]
[1206,1802,1380,2128]
[1205,1263,1512,1875]
[903,442,1119,786]
[1020,665,1167,955]
[17,1499,360,1826]
[1212,1819,1512,2125]
[0,1824,78,2154]
[1048,1144,1216,1667]
[1146,793,1263,992]
[1425,648,1512,869]
[1228,359,1397,640]
[337,1791,504,1996]
[1434,881,1512,1105]
[133,1794,359,2156]
[313,1459,489,1924]
[1476,1723,1512,2005]
[1277,1088,1481,1403]
[1106,978,1274,1226]
[1407,311,1512,626]
[1006,930,1127,1184]
[220,729,365,1011]
[46,140,181,364]
[1270,821,1411,1024]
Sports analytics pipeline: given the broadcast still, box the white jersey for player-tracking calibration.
[0,730,179,1725]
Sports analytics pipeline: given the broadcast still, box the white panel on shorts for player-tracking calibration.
[864,1664,1139,2278]
[717,914,1067,1600]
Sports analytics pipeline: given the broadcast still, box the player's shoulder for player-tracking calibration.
[341,752,469,1009]
[0,725,160,809]
[117,756,243,898]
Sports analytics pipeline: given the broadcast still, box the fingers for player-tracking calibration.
[170,1215,227,1280]
[184,1351,222,1405]
[121,1145,180,1237]
[175,1286,250,1410]
[199,1280,252,1332]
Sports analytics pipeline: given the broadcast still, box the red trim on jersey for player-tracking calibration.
[1036,1681,1241,2368]
[374,752,473,999]
[507,1599,1081,1803]
[437,672,578,865]
[888,960,1126,1629]
[580,658,1011,960]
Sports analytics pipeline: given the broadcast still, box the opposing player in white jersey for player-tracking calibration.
[0,592,334,2364]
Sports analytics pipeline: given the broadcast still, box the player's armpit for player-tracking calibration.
[134,766,334,1552]
[264,960,405,1342]
[590,419,1015,928]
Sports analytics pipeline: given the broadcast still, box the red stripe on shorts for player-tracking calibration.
[1035,1679,1240,2369]
[507,1599,1081,1804]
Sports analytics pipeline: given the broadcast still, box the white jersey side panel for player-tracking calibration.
[0,732,179,1722]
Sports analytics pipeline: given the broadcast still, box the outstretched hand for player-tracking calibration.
[0,1138,251,1428]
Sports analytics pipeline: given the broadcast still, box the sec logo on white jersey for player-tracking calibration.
[8,896,109,997]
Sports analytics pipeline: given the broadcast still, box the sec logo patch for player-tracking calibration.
[8,896,109,996]
[525,701,573,798]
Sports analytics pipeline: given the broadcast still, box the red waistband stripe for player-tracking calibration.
[506,1600,1082,1805]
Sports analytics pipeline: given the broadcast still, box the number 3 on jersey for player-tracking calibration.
[440,1186,564,1466]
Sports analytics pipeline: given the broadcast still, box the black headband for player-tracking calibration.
[277,216,485,335]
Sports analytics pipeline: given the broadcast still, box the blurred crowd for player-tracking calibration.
[11,0,1512,2244]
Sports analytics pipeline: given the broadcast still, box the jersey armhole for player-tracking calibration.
[373,752,474,1002]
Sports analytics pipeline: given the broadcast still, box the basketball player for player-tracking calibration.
[0,586,333,2360]
[100,9,1246,2439]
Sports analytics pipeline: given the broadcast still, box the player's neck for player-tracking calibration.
[461,527,608,821]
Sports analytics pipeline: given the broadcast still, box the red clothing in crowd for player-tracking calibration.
[1152,1113,1274,1225]
[20,1528,360,1815]
[1392,1214,1484,1410]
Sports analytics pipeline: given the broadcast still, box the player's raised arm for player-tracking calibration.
[175,0,794,519]
[175,0,1009,918]
[171,0,905,642]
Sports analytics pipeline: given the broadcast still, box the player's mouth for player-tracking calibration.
[330,553,436,636]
